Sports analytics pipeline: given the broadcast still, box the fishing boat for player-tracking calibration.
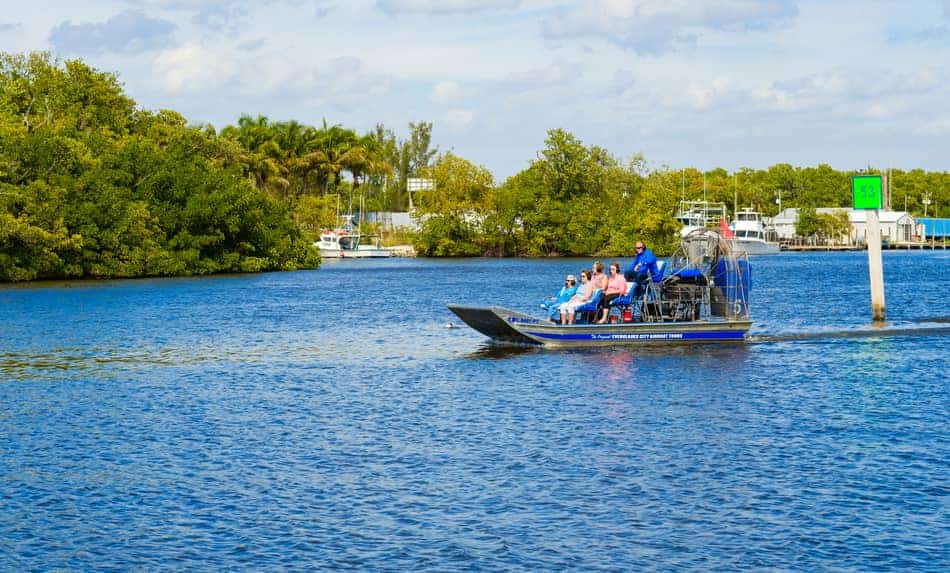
[674,200,728,236]
[449,229,752,348]
[315,216,392,259]
[674,201,779,256]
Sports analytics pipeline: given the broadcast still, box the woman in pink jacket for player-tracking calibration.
[597,262,628,323]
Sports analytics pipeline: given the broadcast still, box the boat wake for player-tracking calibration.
[749,323,950,344]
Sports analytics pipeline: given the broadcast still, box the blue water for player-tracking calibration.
[1,252,948,571]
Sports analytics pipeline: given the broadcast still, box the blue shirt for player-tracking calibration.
[555,285,578,303]
[624,247,659,279]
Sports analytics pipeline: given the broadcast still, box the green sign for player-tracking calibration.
[852,175,883,210]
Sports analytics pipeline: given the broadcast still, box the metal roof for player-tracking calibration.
[917,218,950,237]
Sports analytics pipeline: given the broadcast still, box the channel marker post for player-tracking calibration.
[853,175,885,321]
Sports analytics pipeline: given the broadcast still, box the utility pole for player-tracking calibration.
[884,169,890,211]
[923,192,931,217]
[733,173,738,217]
[681,169,685,203]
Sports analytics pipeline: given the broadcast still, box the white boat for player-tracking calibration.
[315,216,392,258]
[675,200,728,237]
[674,201,780,256]
[730,209,780,255]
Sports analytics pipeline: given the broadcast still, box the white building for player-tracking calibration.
[362,211,420,231]
[769,208,919,244]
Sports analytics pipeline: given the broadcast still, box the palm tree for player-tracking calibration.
[309,119,357,195]
[340,134,392,213]
[220,115,287,195]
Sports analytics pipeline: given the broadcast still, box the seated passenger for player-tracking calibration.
[623,241,660,299]
[559,269,593,325]
[597,262,628,323]
[541,274,578,320]
[590,261,608,293]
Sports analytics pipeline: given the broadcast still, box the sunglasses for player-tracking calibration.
[636,246,644,250]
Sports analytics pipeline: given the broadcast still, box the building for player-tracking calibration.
[917,218,950,240]
[769,208,919,245]
[361,211,419,231]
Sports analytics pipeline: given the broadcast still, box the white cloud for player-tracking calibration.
[49,10,177,55]
[444,108,474,129]
[154,42,236,94]
[300,56,393,111]
[430,80,462,105]
[542,0,798,54]
[127,1,336,31]
[236,37,266,51]
[863,100,907,119]
[503,61,581,92]
[888,24,950,45]
[749,67,945,115]
[687,76,733,110]
[376,0,519,15]
[916,117,950,134]
[5,0,947,177]
[610,69,636,96]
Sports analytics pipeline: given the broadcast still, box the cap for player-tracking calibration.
[566,274,576,281]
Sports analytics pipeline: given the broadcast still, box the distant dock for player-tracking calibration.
[783,244,863,252]
[388,244,417,257]
[783,241,947,252]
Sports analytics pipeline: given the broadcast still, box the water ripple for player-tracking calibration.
[1,253,948,571]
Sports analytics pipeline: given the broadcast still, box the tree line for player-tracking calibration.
[0,52,323,281]
[2,52,948,281]
[411,134,949,257]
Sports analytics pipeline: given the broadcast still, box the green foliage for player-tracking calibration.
[412,214,482,257]
[293,194,342,241]
[817,211,852,242]
[410,153,493,256]
[0,51,318,281]
[609,168,682,255]
[796,206,820,237]
[4,52,948,276]
[410,127,949,257]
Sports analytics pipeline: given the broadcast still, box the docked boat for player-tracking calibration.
[730,208,780,255]
[449,229,752,348]
[675,200,728,236]
[316,229,392,258]
[674,201,779,256]
[315,216,392,259]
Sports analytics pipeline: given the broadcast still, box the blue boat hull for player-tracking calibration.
[448,305,751,348]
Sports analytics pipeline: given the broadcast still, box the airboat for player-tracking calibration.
[448,229,752,348]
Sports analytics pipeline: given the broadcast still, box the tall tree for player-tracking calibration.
[406,121,437,176]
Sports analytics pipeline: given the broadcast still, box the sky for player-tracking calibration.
[2,1,949,180]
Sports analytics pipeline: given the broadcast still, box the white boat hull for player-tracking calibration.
[319,247,392,259]
[729,239,781,256]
